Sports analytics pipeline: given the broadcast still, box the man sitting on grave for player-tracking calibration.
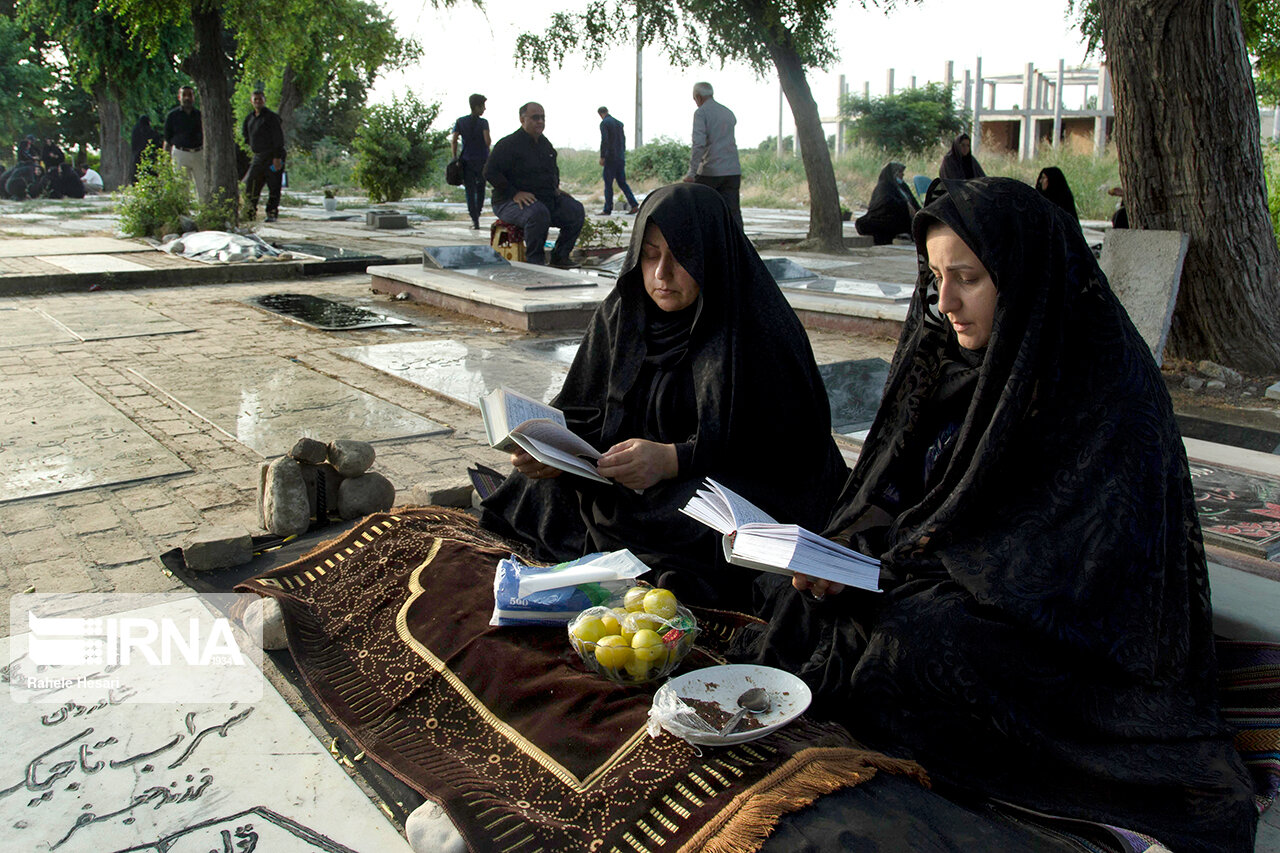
[482,102,585,267]
[479,183,847,611]
[732,178,1257,852]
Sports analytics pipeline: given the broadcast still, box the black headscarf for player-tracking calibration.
[1036,166,1078,221]
[742,179,1256,852]
[482,183,846,608]
[855,162,920,245]
[938,133,985,180]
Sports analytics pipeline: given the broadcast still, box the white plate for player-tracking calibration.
[653,664,812,745]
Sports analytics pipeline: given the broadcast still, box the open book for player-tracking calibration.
[680,478,881,591]
[479,386,608,484]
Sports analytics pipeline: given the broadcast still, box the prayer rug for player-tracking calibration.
[236,507,926,853]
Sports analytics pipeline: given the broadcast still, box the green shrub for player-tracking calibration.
[629,137,691,183]
[578,217,629,249]
[353,94,449,203]
[116,146,193,237]
[841,84,966,154]
[194,187,238,231]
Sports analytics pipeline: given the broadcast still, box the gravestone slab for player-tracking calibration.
[511,337,583,365]
[0,375,190,502]
[0,307,78,348]
[423,244,510,270]
[131,356,451,457]
[275,241,386,261]
[38,299,192,341]
[782,277,913,303]
[335,339,570,407]
[818,358,891,434]
[1098,229,1188,366]
[1190,461,1280,558]
[762,257,820,282]
[244,293,412,330]
[0,236,148,258]
[478,266,599,291]
[35,253,151,273]
[367,211,410,229]
[0,596,412,853]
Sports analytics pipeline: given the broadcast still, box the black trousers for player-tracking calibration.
[244,153,284,216]
[695,173,742,229]
[463,159,486,226]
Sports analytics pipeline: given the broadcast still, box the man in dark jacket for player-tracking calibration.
[164,85,204,199]
[597,106,638,215]
[483,102,584,266]
[242,89,286,222]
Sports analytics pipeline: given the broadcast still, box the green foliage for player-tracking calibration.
[0,18,55,154]
[1263,143,1280,249]
[352,94,448,203]
[293,78,370,151]
[578,217,629,249]
[194,187,238,231]
[628,137,691,182]
[758,135,794,153]
[116,146,193,237]
[287,138,357,191]
[840,83,966,154]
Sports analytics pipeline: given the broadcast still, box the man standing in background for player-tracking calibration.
[451,94,491,230]
[682,81,741,227]
[242,89,287,222]
[164,85,205,199]
[597,106,638,215]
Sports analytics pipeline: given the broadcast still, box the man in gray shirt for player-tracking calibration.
[682,81,742,227]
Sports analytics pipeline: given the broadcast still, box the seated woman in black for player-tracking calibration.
[855,162,919,245]
[938,133,985,179]
[480,183,846,610]
[1036,165,1079,221]
[737,178,1256,852]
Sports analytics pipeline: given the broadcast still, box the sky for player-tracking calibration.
[373,0,1097,151]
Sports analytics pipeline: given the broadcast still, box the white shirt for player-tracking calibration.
[81,168,104,192]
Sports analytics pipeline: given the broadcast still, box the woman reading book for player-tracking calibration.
[736,178,1257,851]
[480,183,846,609]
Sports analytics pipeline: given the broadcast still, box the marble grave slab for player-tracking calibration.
[335,339,571,407]
[781,277,912,303]
[819,358,891,434]
[1099,229,1187,366]
[0,237,149,258]
[0,596,412,853]
[35,254,152,274]
[0,376,190,502]
[422,245,510,271]
[131,356,450,457]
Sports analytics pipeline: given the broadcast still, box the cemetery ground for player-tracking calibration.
[1,193,1278,850]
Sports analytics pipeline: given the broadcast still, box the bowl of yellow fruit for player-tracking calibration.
[568,585,698,685]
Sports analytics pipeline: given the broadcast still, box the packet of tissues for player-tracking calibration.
[490,550,649,627]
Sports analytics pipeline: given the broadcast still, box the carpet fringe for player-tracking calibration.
[685,748,930,853]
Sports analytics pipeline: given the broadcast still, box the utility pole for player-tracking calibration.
[634,7,643,147]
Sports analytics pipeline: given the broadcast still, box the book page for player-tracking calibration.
[512,419,600,460]
[707,479,778,527]
[510,430,609,484]
[502,388,566,429]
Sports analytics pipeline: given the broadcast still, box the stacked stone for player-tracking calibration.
[260,438,396,536]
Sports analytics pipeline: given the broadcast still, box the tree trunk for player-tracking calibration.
[277,63,305,147]
[92,83,128,191]
[1098,0,1280,371]
[182,2,239,215]
[763,37,843,252]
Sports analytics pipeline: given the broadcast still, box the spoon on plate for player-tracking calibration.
[719,687,770,736]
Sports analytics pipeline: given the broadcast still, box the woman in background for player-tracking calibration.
[855,162,920,245]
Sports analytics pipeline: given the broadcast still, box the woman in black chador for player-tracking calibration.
[737,179,1257,851]
[480,182,846,610]
[855,161,919,245]
[938,132,985,179]
[1036,165,1078,221]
